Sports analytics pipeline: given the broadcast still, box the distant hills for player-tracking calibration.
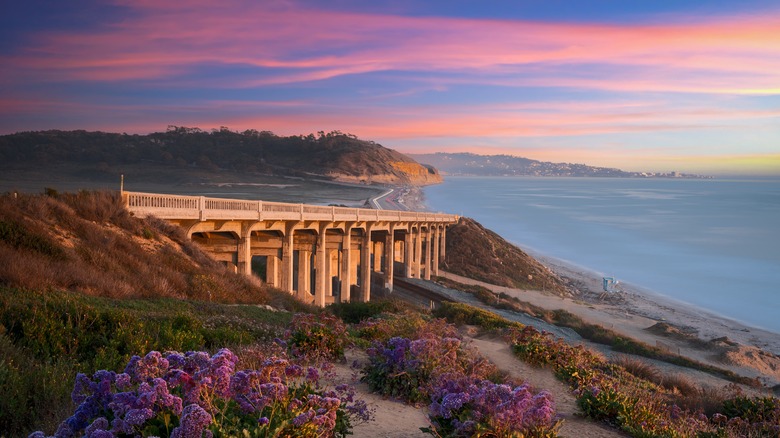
[0,127,442,187]
[409,152,709,178]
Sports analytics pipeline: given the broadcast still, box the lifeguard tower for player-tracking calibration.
[602,276,619,293]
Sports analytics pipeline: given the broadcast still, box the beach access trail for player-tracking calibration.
[437,270,780,389]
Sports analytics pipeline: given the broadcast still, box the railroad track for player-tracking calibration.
[389,277,455,309]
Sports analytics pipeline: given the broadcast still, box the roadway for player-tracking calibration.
[369,186,411,211]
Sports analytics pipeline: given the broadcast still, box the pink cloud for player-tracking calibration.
[3,1,779,94]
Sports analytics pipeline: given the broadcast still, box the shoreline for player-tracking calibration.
[530,251,780,353]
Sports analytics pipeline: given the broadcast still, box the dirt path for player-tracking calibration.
[467,336,627,438]
[330,351,431,437]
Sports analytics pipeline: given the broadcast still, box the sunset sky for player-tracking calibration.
[2,1,779,175]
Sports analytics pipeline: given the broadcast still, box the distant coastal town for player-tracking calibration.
[410,152,712,179]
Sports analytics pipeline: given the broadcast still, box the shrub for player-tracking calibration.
[722,396,780,424]
[425,375,561,437]
[433,302,523,330]
[283,313,349,363]
[327,300,405,324]
[0,218,66,259]
[362,336,465,403]
[612,355,661,383]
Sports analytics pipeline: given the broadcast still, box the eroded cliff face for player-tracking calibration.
[327,162,442,186]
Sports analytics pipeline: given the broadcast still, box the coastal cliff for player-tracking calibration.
[0,128,442,187]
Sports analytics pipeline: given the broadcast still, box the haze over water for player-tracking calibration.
[424,177,780,334]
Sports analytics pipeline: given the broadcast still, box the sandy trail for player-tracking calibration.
[329,351,431,437]
[467,336,627,438]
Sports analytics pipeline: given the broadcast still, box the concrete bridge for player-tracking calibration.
[123,191,459,306]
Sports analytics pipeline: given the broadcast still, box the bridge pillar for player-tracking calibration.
[340,225,353,302]
[432,226,440,277]
[266,254,279,287]
[384,227,394,292]
[314,224,328,307]
[360,224,373,301]
[237,227,252,276]
[404,229,414,278]
[297,249,311,300]
[413,225,422,279]
[440,226,447,261]
[373,241,382,272]
[424,226,433,280]
[282,222,296,293]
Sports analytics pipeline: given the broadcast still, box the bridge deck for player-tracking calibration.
[123,191,458,223]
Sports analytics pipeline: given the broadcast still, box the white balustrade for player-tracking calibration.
[124,191,458,224]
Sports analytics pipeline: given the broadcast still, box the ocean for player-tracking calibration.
[424,176,780,334]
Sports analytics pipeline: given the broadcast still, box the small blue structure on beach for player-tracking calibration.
[602,276,619,292]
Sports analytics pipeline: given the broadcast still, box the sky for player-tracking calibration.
[1,1,779,175]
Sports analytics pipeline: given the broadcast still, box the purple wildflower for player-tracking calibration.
[171,404,212,438]
[124,408,154,426]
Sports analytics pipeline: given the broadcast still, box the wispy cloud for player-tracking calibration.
[5,1,780,94]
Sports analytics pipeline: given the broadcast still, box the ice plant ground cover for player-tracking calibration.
[509,325,780,437]
[358,315,562,437]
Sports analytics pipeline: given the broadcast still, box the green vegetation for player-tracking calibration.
[0,127,437,185]
[509,325,780,437]
[327,299,409,324]
[0,286,292,435]
[433,301,522,330]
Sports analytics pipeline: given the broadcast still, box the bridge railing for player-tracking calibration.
[123,191,459,223]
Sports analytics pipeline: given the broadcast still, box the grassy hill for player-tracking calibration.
[0,128,442,189]
[443,217,570,295]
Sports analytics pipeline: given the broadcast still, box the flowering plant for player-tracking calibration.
[425,373,560,437]
[29,348,371,438]
[360,317,561,437]
[284,313,349,363]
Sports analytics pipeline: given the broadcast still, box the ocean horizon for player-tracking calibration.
[424,176,780,335]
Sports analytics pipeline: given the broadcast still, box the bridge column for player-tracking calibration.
[413,225,422,279]
[297,249,311,300]
[340,224,353,302]
[266,253,279,287]
[373,241,382,272]
[440,226,447,262]
[404,229,412,278]
[384,227,394,292]
[282,222,296,293]
[424,226,433,280]
[432,226,440,277]
[360,224,373,302]
[237,231,252,276]
[314,224,328,307]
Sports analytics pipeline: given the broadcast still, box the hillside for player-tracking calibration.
[0,190,311,307]
[443,217,571,295]
[410,152,709,178]
[0,127,442,188]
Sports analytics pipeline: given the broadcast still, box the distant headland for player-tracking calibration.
[410,152,712,179]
